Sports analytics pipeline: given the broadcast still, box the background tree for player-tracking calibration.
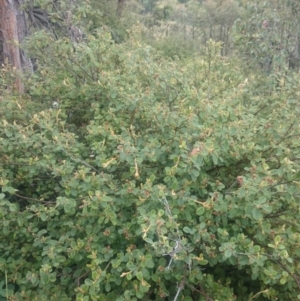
[0,0,32,93]
[138,0,240,58]
[233,0,300,73]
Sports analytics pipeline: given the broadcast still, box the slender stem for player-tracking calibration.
[248,289,269,301]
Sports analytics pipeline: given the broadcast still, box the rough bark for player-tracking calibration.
[16,0,33,73]
[0,0,31,93]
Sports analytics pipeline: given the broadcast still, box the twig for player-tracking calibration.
[264,210,289,218]
[76,270,90,287]
[14,193,41,202]
[159,197,184,270]
[62,148,101,174]
[248,289,269,301]
[262,120,296,155]
[173,281,184,301]
[188,283,214,301]
[173,265,188,301]
[273,259,300,291]
[14,193,55,205]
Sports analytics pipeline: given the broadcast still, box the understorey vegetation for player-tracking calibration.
[1,1,300,301]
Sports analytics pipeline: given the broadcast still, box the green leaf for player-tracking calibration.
[183,226,192,233]
[212,153,218,165]
[280,278,287,285]
[84,278,93,286]
[199,259,208,265]
[275,235,282,245]
[2,186,17,194]
[224,250,232,258]
[144,238,153,244]
[136,271,143,281]
[252,208,263,221]
[145,258,154,268]
[196,207,205,216]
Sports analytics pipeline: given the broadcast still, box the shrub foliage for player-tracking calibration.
[1,30,300,301]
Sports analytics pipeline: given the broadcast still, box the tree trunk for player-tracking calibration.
[117,0,125,18]
[0,0,31,93]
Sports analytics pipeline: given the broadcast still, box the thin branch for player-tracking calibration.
[208,81,238,101]
[158,197,193,271]
[264,210,290,218]
[273,259,300,291]
[173,266,187,301]
[14,193,55,205]
[65,51,100,81]
[76,270,90,287]
[262,120,296,155]
[253,103,268,116]
[14,193,40,202]
[173,283,184,301]
[248,289,269,301]
[61,148,101,174]
[188,283,214,301]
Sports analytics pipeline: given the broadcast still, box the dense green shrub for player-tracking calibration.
[1,31,300,301]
